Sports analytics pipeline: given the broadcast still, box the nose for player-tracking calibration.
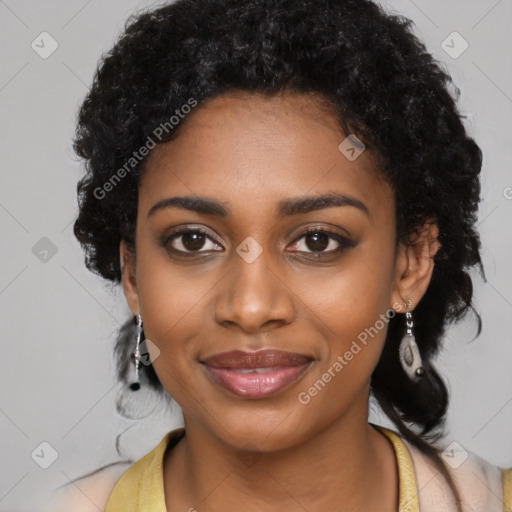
[213,247,295,334]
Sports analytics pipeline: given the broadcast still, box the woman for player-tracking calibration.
[50,0,512,510]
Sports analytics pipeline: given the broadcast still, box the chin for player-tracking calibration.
[204,402,312,453]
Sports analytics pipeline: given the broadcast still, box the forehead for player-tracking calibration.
[139,91,394,221]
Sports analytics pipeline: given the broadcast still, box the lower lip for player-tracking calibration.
[203,362,312,399]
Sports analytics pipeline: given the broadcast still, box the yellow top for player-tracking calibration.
[105,425,512,512]
[504,468,512,512]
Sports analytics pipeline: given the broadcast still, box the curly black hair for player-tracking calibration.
[72,0,485,508]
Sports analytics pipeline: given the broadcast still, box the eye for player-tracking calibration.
[161,225,356,258]
[288,227,355,255]
[163,228,223,254]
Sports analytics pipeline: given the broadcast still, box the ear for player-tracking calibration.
[120,241,140,315]
[390,219,441,313]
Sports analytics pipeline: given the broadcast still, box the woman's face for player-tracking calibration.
[122,91,419,451]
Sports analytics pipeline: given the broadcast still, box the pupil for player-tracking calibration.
[183,232,205,251]
[306,232,329,252]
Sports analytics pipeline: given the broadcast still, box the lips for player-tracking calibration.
[201,349,314,399]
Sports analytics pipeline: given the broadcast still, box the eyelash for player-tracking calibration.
[291,227,356,255]
[162,226,356,257]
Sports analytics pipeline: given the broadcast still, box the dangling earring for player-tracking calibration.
[129,314,143,391]
[398,298,425,381]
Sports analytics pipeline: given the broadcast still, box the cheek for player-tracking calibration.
[303,247,395,333]
[134,244,218,381]
[298,245,396,383]
[293,277,394,423]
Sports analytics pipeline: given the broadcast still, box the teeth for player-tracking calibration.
[237,368,276,374]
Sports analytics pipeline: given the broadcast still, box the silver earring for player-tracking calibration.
[398,299,425,381]
[130,314,143,391]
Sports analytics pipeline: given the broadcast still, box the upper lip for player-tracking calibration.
[202,349,313,369]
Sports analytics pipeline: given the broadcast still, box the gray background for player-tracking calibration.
[0,0,511,510]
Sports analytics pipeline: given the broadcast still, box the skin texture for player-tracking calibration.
[121,90,440,511]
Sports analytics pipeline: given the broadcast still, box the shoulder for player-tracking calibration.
[42,429,185,512]
[41,461,133,512]
[402,436,509,512]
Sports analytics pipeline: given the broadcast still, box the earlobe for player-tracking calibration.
[120,241,140,315]
[390,221,441,312]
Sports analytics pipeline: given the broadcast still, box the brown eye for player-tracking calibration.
[303,231,330,252]
[164,228,223,254]
[181,231,207,251]
[289,227,356,255]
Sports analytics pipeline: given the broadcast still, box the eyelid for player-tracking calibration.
[293,224,352,240]
[289,225,356,252]
[160,225,218,252]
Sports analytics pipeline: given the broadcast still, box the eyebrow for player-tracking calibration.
[147,192,370,219]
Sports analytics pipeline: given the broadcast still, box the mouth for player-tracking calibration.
[201,349,314,399]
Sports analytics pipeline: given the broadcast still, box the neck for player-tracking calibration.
[164,395,399,512]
